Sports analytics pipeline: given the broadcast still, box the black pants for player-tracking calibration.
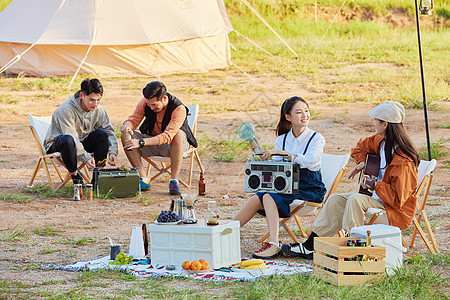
[47,129,109,172]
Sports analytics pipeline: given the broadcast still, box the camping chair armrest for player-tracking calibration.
[367,208,384,215]
[305,202,322,208]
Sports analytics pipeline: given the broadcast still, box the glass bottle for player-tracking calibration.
[142,223,149,255]
[198,172,206,195]
[73,184,82,201]
[366,230,372,247]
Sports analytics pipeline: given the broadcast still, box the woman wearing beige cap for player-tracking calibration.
[282,101,420,259]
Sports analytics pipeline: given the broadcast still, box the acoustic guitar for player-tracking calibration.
[358,153,381,196]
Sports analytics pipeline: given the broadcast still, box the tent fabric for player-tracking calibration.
[0,35,231,77]
[0,0,233,77]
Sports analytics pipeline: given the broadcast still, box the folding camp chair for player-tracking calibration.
[259,153,350,243]
[143,104,204,187]
[28,115,91,190]
[363,159,439,254]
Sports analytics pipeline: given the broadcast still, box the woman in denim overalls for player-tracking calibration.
[233,96,326,259]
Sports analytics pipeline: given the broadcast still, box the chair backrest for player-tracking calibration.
[186,104,199,135]
[28,115,52,144]
[321,153,350,193]
[417,159,436,191]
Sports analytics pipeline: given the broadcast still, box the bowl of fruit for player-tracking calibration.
[109,252,133,265]
[182,259,211,273]
[154,210,181,225]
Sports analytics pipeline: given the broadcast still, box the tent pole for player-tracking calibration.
[68,44,93,88]
[414,0,432,161]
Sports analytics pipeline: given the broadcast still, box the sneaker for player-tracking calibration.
[281,242,314,260]
[169,180,181,195]
[140,177,151,191]
[252,242,281,259]
[71,173,84,185]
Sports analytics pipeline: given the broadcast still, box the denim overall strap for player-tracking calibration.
[283,131,317,154]
[282,133,287,151]
[303,132,317,155]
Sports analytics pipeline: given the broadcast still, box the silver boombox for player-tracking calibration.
[245,154,299,194]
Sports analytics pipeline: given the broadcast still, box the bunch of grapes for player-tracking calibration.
[109,252,133,265]
[157,210,180,223]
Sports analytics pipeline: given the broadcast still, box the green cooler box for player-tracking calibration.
[92,168,140,198]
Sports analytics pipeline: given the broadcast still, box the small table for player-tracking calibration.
[148,219,241,269]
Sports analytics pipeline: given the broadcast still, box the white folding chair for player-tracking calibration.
[260,153,350,243]
[143,104,204,187]
[365,159,439,254]
[28,115,90,190]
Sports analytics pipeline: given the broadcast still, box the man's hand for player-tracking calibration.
[120,123,132,136]
[123,138,140,151]
[86,157,96,169]
[348,161,365,179]
[108,153,118,166]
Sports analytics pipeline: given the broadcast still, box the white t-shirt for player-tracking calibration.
[274,127,325,172]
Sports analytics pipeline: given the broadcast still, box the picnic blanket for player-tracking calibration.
[42,256,313,282]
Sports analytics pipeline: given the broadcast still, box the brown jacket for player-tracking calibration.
[351,135,418,230]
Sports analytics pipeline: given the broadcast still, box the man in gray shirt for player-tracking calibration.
[44,78,118,184]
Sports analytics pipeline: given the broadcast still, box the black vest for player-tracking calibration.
[139,94,198,148]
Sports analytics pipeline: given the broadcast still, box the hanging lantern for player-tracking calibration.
[419,0,434,15]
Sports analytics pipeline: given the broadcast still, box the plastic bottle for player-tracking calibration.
[198,172,206,195]
[86,184,93,200]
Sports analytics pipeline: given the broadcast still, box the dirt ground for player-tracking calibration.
[0,72,449,290]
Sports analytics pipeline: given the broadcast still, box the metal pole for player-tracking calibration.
[414,0,432,160]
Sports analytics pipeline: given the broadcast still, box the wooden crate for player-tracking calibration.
[313,237,386,286]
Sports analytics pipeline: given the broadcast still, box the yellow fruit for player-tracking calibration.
[208,218,218,224]
[239,259,264,267]
[241,263,269,270]
[198,259,207,264]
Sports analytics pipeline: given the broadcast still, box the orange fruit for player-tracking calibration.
[190,260,202,271]
[198,259,207,264]
[182,261,191,270]
[201,262,210,270]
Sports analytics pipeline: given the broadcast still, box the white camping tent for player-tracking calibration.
[0,0,233,78]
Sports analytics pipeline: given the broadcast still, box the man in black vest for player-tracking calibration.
[121,81,197,195]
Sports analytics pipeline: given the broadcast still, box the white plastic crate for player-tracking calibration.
[149,220,241,269]
[350,224,406,274]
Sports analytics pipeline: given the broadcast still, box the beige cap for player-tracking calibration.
[369,101,405,123]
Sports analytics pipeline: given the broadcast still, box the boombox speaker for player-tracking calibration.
[244,154,299,194]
